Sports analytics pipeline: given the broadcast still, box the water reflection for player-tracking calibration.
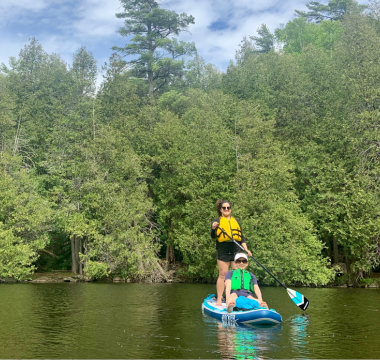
[1,285,380,358]
[216,321,282,359]
[286,314,310,357]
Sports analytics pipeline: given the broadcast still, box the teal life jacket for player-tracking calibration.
[230,269,254,293]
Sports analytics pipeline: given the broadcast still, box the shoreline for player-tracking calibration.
[1,271,379,288]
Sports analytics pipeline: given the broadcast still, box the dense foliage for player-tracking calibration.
[1,0,380,285]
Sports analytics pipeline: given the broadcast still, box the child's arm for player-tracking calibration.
[225,279,232,303]
[253,284,263,303]
[253,284,268,308]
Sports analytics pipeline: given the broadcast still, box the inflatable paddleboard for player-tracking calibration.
[202,295,282,326]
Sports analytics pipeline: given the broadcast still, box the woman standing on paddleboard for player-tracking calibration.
[211,199,252,306]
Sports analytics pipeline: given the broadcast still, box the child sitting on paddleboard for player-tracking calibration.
[225,253,269,313]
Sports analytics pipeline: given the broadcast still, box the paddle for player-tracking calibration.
[217,226,309,311]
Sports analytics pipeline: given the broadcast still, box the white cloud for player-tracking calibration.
[41,35,81,58]
[0,0,49,11]
[70,0,121,38]
[160,0,312,68]
[164,0,369,69]
[0,0,52,24]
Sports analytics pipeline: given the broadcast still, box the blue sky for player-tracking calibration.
[0,0,369,81]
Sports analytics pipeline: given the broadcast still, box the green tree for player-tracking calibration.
[234,36,257,66]
[334,12,380,113]
[233,25,275,67]
[230,101,333,285]
[144,89,334,283]
[0,153,52,279]
[49,126,162,279]
[41,46,99,272]
[71,46,97,97]
[251,24,275,53]
[174,53,222,92]
[97,53,145,129]
[145,90,237,277]
[1,38,71,163]
[295,0,367,22]
[275,18,343,54]
[113,0,196,97]
[222,9,380,281]
[0,74,15,152]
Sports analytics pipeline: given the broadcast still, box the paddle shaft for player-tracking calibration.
[216,226,287,289]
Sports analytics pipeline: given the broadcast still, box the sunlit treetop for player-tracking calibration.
[295,0,367,22]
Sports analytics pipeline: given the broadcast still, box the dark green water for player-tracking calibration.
[0,283,379,359]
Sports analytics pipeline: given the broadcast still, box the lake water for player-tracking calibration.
[0,283,379,359]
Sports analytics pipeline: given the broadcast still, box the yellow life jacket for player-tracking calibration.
[216,216,243,243]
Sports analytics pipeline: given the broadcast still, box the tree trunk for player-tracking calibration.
[83,236,88,272]
[333,236,339,264]
[166,244,169,264]
[165,244,175,265]
[344,248,350,274]
[71,235,78,274]
[326,236,332,259]
[171,245,175,265]
[71,235,82,274]
[148,75,154,98]
[147,21,154,98]
[13,116,21,155]
[77,236,82,275]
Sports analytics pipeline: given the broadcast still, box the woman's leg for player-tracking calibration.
[216,259,229,306]
[227,293,238,313]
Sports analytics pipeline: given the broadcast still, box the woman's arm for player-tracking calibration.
[241,242,252,257]
[210,219,220,238]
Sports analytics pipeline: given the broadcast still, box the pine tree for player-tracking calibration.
[112,0,196,97]
[251,24,275,53]
[295,0,367,23]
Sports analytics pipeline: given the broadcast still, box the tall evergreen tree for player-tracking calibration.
[251,24,275,53]
[295,0,367,22]
[113,0,196,97]
[0,75,15,152]
[0,154,52,279]
[2,38,71,163]
[71,46,97,97]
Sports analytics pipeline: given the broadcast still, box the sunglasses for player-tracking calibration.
[235,259,248,264]
[222,206,231,210]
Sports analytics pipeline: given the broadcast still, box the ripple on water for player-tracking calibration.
[0,284,380,359]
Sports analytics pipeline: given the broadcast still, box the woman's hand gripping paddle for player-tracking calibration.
[217,226,309,311]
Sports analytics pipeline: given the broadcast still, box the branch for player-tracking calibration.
[40,249,59,258]
[154,79,167,92]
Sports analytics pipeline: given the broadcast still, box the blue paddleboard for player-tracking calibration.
[202,295,282,326]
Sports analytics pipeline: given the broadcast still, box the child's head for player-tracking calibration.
[234,253,248,268]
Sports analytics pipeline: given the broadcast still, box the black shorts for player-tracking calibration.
[216,244,236,262]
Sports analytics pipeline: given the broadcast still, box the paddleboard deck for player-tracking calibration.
[202,296,282,326]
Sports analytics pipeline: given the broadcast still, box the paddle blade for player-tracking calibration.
[286,288,309,311]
